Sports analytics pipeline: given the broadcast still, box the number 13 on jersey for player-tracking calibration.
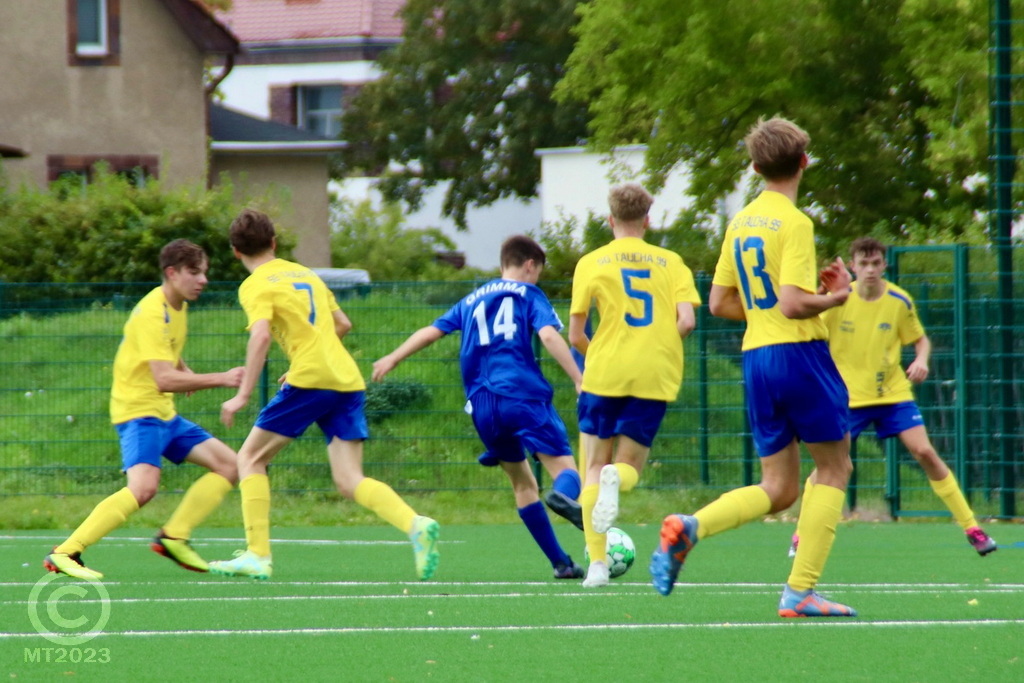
[733,237,778,310]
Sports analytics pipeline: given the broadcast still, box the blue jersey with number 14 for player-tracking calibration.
[432,279,561,401]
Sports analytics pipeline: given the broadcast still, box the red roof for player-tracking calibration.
[212,0,404,42]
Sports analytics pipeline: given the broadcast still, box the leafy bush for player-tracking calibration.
[364,380,431,424]
[0,167,293,284]
[329,198,489,281]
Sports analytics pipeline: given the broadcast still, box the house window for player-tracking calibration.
[68,0,120,66]
[298,85,345,138]
[47,155,159,186]
[76,0,107,55]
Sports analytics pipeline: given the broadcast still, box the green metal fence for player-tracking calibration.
[0,247,1021,518]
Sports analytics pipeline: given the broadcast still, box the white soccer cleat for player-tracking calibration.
[582,560,610,588]
[591,464,620,534]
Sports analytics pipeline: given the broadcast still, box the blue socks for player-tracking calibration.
[518,501,569,567]
[552,469,581,501]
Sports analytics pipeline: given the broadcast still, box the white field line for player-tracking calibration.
[0,535,429,546]
[4,620,1024,640]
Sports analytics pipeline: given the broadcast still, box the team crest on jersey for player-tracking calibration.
[878,322,892,331]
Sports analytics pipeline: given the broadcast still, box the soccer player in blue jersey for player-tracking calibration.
[569,183,701,588]
[372,235,587,579]
[649,117,859,617]
[44,240,243,579]
[208,209,439,581]
[797,237,995,556]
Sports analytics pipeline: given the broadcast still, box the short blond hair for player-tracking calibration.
[744,117,809,180]
[608,183,653,222]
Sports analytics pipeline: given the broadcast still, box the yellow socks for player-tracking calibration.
[163,472,233,540]
[613,463,639,492]
[55,487,139,555]
[787,484,845,592]
[929,472,978,530]
[354,478,417,534]
[693,485,772,540]
[580,484,605,562]
[240,474,272,557]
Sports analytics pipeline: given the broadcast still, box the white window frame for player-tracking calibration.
[76,0,108,56]
[297,85,345,138]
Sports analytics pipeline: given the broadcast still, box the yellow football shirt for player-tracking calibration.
[110,286,184,423]
[239,258,364,392]
[570,237,701,401]
[712,191,827,350]
[821,282,925,407]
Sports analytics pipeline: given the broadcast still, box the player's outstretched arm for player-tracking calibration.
[906,334,932,384]
[676,302,697,339]
[372,326,445,382]
[334,308,353,340]
[221,319,272,427]
[150,361,244,393]
[567,313,590,356]
[708,284,746,321]
[537,325,583,392]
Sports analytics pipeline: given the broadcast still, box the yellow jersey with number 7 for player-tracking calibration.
[238,258,364,392]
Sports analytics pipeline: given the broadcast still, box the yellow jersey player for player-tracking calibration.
[44,240,243,579]
[809,237,994,555]
[650,117,858,617]
[569,182,700,588]
[208,209,439,581]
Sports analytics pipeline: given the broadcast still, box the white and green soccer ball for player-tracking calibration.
[583,526,636,578]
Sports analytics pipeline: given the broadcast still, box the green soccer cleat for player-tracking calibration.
[151,531,209,573]
[409,515,440,581]
[44,550,104,580]
[208,550,273,580]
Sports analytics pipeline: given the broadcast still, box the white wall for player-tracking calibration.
[537,145,700,229]
[332,178,541,271]
[217,62,380,118]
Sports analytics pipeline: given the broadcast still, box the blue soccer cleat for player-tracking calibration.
[778,584,857,618]
[649,514,698,596]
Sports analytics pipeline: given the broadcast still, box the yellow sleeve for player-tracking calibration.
[778,218,818,292]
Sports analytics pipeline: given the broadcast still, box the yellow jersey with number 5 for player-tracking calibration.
[712,191,827,350]
[238,258,364,392]
[570,237,701,401]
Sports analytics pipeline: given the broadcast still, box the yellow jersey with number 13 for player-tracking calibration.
[712,190,827,351]
[238,258,364,392]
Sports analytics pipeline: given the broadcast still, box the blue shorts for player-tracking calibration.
[576,392,667,448]
[468,389,572,463]
[256,384,369,443]
[115,415,213,470]
[743,340,849,457]
[849,401,924,440]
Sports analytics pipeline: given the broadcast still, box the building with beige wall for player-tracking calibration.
[1,0,235,189]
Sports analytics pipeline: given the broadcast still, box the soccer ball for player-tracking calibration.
[583,526,636,578]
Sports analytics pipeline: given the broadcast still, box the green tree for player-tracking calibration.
[557,0,992,254]
[329,197,487,281]
[338,0,589,229]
